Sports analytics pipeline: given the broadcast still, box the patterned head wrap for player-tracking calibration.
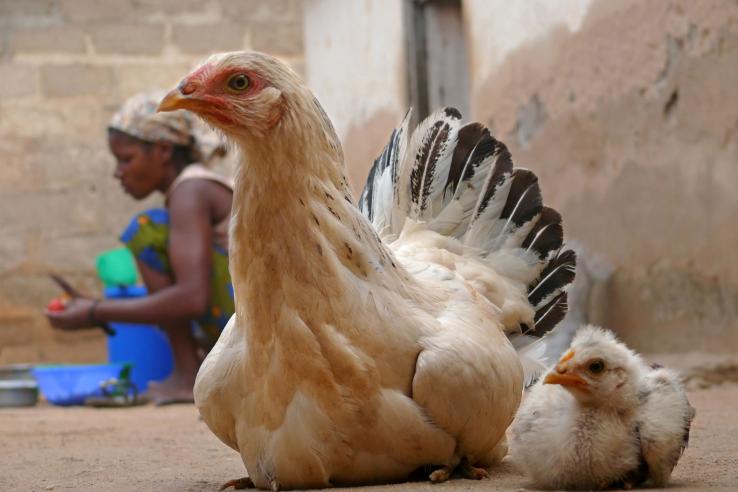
[108,90,223,164]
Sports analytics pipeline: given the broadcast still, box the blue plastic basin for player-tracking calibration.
[32,364,125,406]
[105,286,174,392]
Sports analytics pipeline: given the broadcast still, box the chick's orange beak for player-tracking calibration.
[543,350,589,389]
[543,371,588,388]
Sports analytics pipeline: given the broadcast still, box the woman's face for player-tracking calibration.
[108,132,167,200]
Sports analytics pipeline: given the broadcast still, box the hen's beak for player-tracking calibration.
[157,86,191,113]
[157,77,204,113]
[543,350,589,389]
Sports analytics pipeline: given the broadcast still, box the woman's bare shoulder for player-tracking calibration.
[168,177,232,222]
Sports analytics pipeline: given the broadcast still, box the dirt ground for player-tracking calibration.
[2,385,737,492]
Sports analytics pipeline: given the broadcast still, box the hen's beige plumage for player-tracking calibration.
[159,51,575,490]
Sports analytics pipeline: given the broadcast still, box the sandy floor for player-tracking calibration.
[2,385,737,491]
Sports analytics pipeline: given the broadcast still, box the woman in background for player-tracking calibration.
[46,92,234,405]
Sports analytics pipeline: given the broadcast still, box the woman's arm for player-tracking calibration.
[46,180,217,329]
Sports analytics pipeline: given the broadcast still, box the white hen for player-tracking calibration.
[158,51,576,490]
[510,325,694,490]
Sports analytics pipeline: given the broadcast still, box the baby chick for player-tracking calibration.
[510,325,694,490]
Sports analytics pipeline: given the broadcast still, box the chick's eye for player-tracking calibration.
[228,74,250,92]
[588,359,606,374]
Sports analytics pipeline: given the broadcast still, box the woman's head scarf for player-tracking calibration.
[108,90,223,163]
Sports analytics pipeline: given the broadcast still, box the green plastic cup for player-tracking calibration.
[95,248,138,287]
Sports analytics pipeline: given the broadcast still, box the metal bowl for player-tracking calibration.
[0,380,39,407]
[0,364,35,381]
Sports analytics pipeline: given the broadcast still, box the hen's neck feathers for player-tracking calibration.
[228,90,407,345]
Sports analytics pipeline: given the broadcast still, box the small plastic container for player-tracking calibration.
[32,364,124,406]
[105,285,174,392]
[96,248,139,287]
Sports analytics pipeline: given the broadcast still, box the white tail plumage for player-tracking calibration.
[359,108,576,384]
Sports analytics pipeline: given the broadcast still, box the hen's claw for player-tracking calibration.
[429,466,453,483]
[460,459,489,480]
[428,458,489,483]
[219,477,254,490]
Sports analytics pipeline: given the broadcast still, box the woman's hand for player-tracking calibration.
[45,297,97,331]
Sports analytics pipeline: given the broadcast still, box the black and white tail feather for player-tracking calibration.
[359,108,576,387]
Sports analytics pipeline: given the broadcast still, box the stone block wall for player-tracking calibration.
[0,0,304,364]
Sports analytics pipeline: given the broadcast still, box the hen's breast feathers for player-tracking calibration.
[200,175,471,486]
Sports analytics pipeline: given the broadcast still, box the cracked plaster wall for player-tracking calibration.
[465,0,738,353]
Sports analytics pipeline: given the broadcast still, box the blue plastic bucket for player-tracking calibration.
[32,363,125,406]
[105,286,174,392]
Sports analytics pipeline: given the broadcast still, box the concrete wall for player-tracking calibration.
[0,0,304,364]
[304,0,407,193]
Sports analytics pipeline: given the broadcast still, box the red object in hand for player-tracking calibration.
[46,296,68,312]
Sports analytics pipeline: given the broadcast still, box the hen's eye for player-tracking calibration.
[588,359,606,374]
[228,74,250,92]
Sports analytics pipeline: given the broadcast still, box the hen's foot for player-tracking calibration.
[219,477,254,490]
[459,459,489,480]
[428,458,489,483]
[429,466,453,483]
